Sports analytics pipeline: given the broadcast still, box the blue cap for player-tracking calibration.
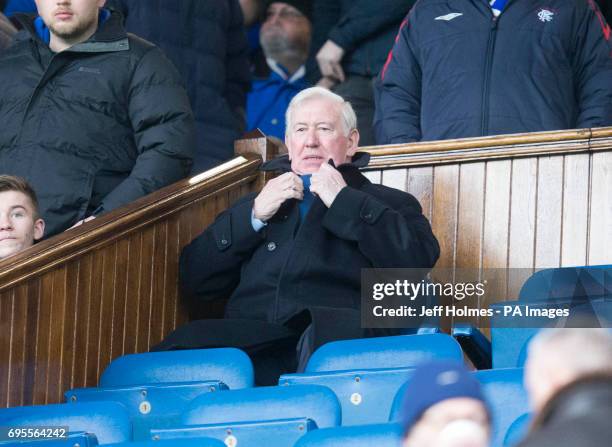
[400,361,489,432]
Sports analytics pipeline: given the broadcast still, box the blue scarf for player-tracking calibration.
[299,175,315,221]
[34,8,111,44]
[489,0,508,16]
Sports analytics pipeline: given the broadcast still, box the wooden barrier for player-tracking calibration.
[0,127,610,407]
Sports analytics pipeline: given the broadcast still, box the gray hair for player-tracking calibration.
[528,328,612,377]
[285,87,357,137]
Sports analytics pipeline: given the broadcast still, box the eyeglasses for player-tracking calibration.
[265,6,305,21]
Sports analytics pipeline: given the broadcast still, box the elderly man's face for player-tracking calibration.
[0,191,45,260]
[286,97,359,174]
[260,2,311,57]
[35,0,105,43]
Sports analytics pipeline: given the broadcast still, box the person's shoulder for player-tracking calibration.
[125,32,159,58]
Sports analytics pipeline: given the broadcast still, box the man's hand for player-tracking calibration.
[316,40,346,83]
[253,172,303,221]
[316,76,338,90]
[310,163,347,208]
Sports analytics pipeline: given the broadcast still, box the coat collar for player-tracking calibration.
[14,9,128,51]
[260,152,371,189]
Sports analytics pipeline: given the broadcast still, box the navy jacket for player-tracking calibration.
[0,11,194,236]
[108,0,251,172]
[375,0,612,144]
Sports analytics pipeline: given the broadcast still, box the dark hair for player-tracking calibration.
[0,175,40,217]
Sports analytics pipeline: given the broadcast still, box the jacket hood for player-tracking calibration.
[260,151,371,173]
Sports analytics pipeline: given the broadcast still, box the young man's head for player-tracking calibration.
[260,1,311,74]
[35,0,106,52]
[285,87,359,174]
[0,175,45,260]
[525,328,612,412]
[400,361,491,447]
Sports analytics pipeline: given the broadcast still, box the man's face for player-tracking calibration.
[35,0,105,42]
[0,191,45,260]
[403,398,490,447]
[260,2,311,56]
[286,97,359,174]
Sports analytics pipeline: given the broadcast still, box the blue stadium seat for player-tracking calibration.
[99,348,254,390]
[0,432,98,447]
[106,438,225,447]
[65,381,228,440]
[181,384,340,427]
[491,265,611,368]
[475,368,529,447]
[491,298,612,368]
[519,265,611,302]
[293,423,404,447]
[150,385,339,447]
[279,334,462,425]
[304,334,463,372]
[0,402,131,444]
[152,418,317,447]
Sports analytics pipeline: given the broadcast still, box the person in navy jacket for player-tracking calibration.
[375,0,612,145]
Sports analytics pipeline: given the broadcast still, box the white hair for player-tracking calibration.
[285,87,357,137]
[528,328,612,378]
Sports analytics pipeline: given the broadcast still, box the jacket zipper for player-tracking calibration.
[481,15,499,136]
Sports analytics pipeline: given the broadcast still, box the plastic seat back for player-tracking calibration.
[305,334,463,372]
[476,368,528,447]
[99,348,253,390]
[66,381,228,440]
[294,423,404,447]
[182,384,341,428]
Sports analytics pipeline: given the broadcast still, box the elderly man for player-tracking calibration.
[0,176,45,260]
[0,0,195,237]
[519,328,612,447]
[246,0,311,139]
[167,87,439,384]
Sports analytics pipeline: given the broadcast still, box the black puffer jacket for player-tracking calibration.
[0,11,195,237]
[375,0,612,144]
[107,0,251,172]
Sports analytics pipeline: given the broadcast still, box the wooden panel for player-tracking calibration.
[561,154,590,266]
[588,151,612,265]
[406,167,434,221]
[432,165,459,269]
[481,161,512,331]
[534,157,564,268]
[381,169,407,191]
[456,163,485,270]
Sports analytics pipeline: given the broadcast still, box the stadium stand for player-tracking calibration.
[279,334,463,425]
[0,128,610,447]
